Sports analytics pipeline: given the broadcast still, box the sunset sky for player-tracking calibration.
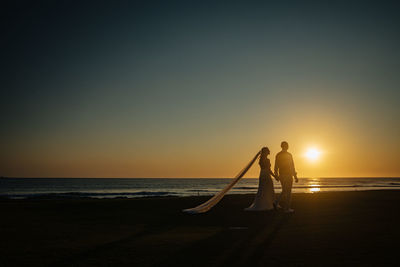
[2,0,399,178]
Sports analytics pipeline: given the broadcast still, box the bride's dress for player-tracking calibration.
[245,157,274,211]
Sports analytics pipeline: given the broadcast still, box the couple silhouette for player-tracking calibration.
[245,141,298,213]
[183,142,298,214]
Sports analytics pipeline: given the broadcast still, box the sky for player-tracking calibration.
[1,0,400,178]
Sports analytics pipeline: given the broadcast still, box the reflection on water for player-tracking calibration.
[309,187,321,193]
[308,182,321,193]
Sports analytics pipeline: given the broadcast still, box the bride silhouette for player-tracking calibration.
[245,147,278,211]
[183,147,277,214]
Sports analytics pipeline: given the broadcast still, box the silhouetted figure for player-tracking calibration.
[245,147,278,211]
[274,141,298,213]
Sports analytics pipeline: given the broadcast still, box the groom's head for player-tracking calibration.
[281,141,289,151]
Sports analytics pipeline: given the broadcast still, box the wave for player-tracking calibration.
[187,189,214,192]
[1,180,400,200]
[234,186,258,190]
[292,185,400,189]
[0,191,178,199]
[230,185,400,192]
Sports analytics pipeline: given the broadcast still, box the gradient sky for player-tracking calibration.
[1,0,400,178]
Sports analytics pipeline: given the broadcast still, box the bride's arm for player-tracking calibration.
[267,158,279,181]
[269,168,279,181]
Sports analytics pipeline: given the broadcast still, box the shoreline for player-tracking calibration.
[1,188,400,201]
[1,190,399,266]
[2,177,400,201]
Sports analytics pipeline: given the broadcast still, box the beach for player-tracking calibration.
[1,190,399,266]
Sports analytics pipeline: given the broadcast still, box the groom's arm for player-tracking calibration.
[290,154,298,182]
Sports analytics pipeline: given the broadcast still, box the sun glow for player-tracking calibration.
[305,147,321,162]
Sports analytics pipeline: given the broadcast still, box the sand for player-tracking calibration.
[0,190,399,266]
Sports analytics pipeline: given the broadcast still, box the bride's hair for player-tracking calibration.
[261,147,270,156]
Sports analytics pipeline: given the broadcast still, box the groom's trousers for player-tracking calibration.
[277,175,293,210]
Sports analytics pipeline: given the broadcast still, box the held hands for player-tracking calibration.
[294,173,298,183]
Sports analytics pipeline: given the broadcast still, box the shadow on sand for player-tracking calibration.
[158,206,291,267]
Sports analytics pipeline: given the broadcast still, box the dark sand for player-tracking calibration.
[1,191,399,266]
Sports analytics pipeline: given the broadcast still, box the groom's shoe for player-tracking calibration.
[284,208,294,213]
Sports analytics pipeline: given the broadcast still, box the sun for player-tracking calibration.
[305,147,321,162]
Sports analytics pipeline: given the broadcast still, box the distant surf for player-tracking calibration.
[1,178,399,199]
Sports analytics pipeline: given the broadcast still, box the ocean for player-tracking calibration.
[1,177,399,199]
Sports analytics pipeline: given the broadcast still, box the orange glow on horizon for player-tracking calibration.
[2,102,400,178]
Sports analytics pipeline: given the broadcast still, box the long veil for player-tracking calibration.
[183,151,261,214]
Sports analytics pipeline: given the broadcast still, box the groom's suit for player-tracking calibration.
[274,151,296,210]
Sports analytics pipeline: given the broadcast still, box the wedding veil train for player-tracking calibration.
[183,151,261,214]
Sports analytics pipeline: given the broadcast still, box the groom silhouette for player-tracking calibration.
[274,141,298,213]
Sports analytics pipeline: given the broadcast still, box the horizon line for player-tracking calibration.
[2,176,400,179]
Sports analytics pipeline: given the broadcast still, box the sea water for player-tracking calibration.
[1,177,399,199]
